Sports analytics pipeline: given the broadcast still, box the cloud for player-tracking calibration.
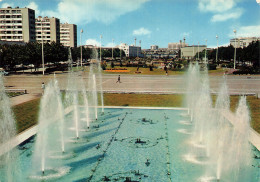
[211,8,243,22]
[27,2,41,16]
[133,27,151,36]
[85,39,101,47]
[208,42,230,48]
[42,0,150,24]
[181,31,192,38]
[229,25,260,37]
[1,2,14,8]
[198,0,236,13]
[198,0,243,22]
[106,42,116,47]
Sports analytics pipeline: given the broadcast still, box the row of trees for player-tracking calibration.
[195,41,260,67]
[0,42,126,72]
[0,42,68,71]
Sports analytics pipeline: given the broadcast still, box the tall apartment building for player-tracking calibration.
[35,16,60,43]
[0,6,36,42]
[60,23,77,47]
[230,37,260,48]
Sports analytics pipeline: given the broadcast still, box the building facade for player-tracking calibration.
[35,16,60,43]
[60,23,77,47]
[118,43,142,57]
[150,45,159,50]
[230,37,260,48]
[181,45,206,60]
[168,41,188,50]
[0,6,36,42]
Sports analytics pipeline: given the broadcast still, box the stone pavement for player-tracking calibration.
[5,72,260,106]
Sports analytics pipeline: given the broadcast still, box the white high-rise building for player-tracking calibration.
[118,43,142,57]
[60,23,77,47]
[230,37,260,48]
[0,6,36,42]
[35,16,60,43]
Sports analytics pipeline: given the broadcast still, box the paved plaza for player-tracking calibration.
[4,72,260,97]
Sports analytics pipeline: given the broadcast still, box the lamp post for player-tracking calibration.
[100,35,102,61]
[112,38,114,60]
[80,29,83,67]
[197,42,199,61]
[120,42,122,60]
[216,35,218,63]
[233,29,237,69]
[139,40,141,58]
[192,42,194,61]
[41,19,45,75]
[205,39,207,64]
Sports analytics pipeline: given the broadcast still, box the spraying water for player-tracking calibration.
[33,80,66,174]
[65,71,80,138]
[97,58,104,113]
[0,75,21,181]
[93,74,98,120]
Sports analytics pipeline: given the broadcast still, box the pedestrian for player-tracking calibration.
[41,82,45,95]
[116,75,121,83]
[166,69,168,76]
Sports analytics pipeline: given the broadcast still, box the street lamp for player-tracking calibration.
[197,42,199,61]
[80,29,83,67]
[192,42,194,61]
[216,35,218,63]
[41,19,45,75]
[233,29,237,69]
[120,41,122,60]
[112,38,114,60]
[205,39,207,64]
[100,35,102,61]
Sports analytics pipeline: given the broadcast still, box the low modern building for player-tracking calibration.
[150,45,159,50]
[60,23,77,47]
[118,43,142,57]
[0,6,36,42]
[230,37,260,48]
[181,45,207,60]
[143,48,177,59]
[35,16,60,43]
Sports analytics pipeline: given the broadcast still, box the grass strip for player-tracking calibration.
[11,94,259,134]
[12,98,40,133]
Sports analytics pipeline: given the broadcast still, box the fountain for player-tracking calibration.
[185,62,257,181]
[79,77,90,129]
[0,75,21,181]
[88,62,98,121]
[97,57,104,114]
[65,71,80,139]
[0,62,259,181]
[32,79,69,177]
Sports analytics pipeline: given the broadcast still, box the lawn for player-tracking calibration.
[11,94,259,134]
[104,66,185,75]
[12,98,40,133]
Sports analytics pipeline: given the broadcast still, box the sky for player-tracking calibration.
[1,0,260,49]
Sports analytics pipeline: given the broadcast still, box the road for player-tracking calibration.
[4,72,260,95]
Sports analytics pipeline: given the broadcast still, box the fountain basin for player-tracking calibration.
[0,107,259,182]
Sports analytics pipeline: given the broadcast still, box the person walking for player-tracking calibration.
[116,75,121,83]
[41,82,45,95]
